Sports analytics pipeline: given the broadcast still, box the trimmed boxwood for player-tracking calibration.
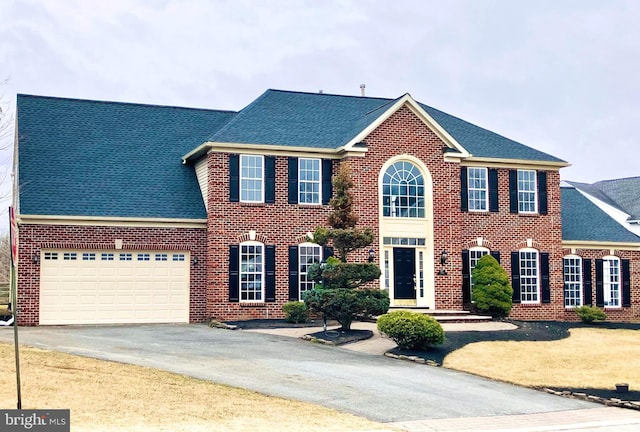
[574,305,606,324]
[377,311,444,350]
[282,301,309,324]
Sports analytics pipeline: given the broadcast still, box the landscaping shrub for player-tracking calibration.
[282,301,309,324]
[304,288,389,330]
[471,254,513,318]
[377,311,444,350]
[574,305,606,324]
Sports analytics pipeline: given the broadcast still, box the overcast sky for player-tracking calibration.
[1,0,639,218]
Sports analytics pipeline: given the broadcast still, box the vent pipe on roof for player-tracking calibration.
[319,89,323,94]
[360,84,366,96]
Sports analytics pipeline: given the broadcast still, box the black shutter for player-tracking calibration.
[229,154,239,202]
[322,159,333,205]
[595,259,604,307]
[540,252,550,303]
[489,168,499,212]
[323,246,334,260]
[490,251,501,263]
[622,259,631,307]
[288,157,298,204]
[265,156,276,204]
[511,251,521,303]
[288,246,299,301]
[538,171,548,215]
[229,245,239,302]
[509,170,518,214]
[462,250,471,303]
[265,245,276,302]
[460,167,468,212]
[583,259,592,306]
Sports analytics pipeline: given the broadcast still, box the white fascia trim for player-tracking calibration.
[462,157,570,171]
[183,141,364,163]
[18,214,207,229]
[562,240,640,251]
[341,94,471,158]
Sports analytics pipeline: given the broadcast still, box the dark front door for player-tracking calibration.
[393,248,415,300]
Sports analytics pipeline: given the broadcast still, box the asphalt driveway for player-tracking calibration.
[0,323,598,424]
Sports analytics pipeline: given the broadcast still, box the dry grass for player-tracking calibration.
[0,343,392,432]
[443,328,640,389]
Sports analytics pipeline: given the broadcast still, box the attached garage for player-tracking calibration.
[39,250,190,325]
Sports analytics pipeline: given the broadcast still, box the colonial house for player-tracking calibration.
[12,89,640,325]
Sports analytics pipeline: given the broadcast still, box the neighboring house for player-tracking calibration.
[13,89,640,325]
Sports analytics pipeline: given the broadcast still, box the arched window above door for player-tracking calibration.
[382,161,425,218]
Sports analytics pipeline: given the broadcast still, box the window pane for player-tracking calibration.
[240,155,264,203]
[382,161,425,218]
[563,257,582,307]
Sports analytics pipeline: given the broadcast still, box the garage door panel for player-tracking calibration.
[39,249,190,325]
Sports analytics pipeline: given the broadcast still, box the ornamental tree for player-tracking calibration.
[304,163,387,330]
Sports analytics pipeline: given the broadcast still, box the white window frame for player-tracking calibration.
[469,247,490,291]
[517,170,537,214]
[519,248,540,303]
[240,154,264,203]
[240,241,264,302]
[298,158,321,205]
[603,256,621,308]
[382,161,425,218]
[298,243,322,300]
[563,255,582,307]
[468,167,488,212]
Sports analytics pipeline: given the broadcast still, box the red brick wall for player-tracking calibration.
[460,169,566,320]
[206,104,602,322]
[17,224,207,325]
[558,248,640,322]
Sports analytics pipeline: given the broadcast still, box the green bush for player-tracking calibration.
[471,254,513,319]
[377,311,444,350]
[282,301,309,324]
[574,305,606,324]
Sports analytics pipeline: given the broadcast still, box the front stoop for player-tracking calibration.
[387,308,493,324]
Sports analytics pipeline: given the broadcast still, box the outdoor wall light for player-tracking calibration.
[32,253,40,264]
[440,250,448,266]
[192,256,198,266]
[438,250,448,276]
[368,248,375,263]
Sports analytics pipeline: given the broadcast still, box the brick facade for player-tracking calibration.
[17,101,640,325]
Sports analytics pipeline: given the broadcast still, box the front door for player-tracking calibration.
[393,248,415,300]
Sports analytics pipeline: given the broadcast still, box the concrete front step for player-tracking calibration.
[387,307,493,324]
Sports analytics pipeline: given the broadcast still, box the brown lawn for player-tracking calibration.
[0,343,393,432]
[443,328,640,390]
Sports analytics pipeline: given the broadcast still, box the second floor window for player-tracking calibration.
[517,170,537,213]
[382,161,425,218]
[468,168,488,211]
[299,158,321,204]
[240,155,264,203]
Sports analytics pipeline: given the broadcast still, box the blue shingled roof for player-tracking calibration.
[210,89,566,163]
[17,95,235,218]
[210,89,393,148]
[419,104,566,163]
[566,178,640,222]
[561,186,640,243]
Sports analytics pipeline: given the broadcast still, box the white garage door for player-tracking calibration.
[39,250,190,325]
